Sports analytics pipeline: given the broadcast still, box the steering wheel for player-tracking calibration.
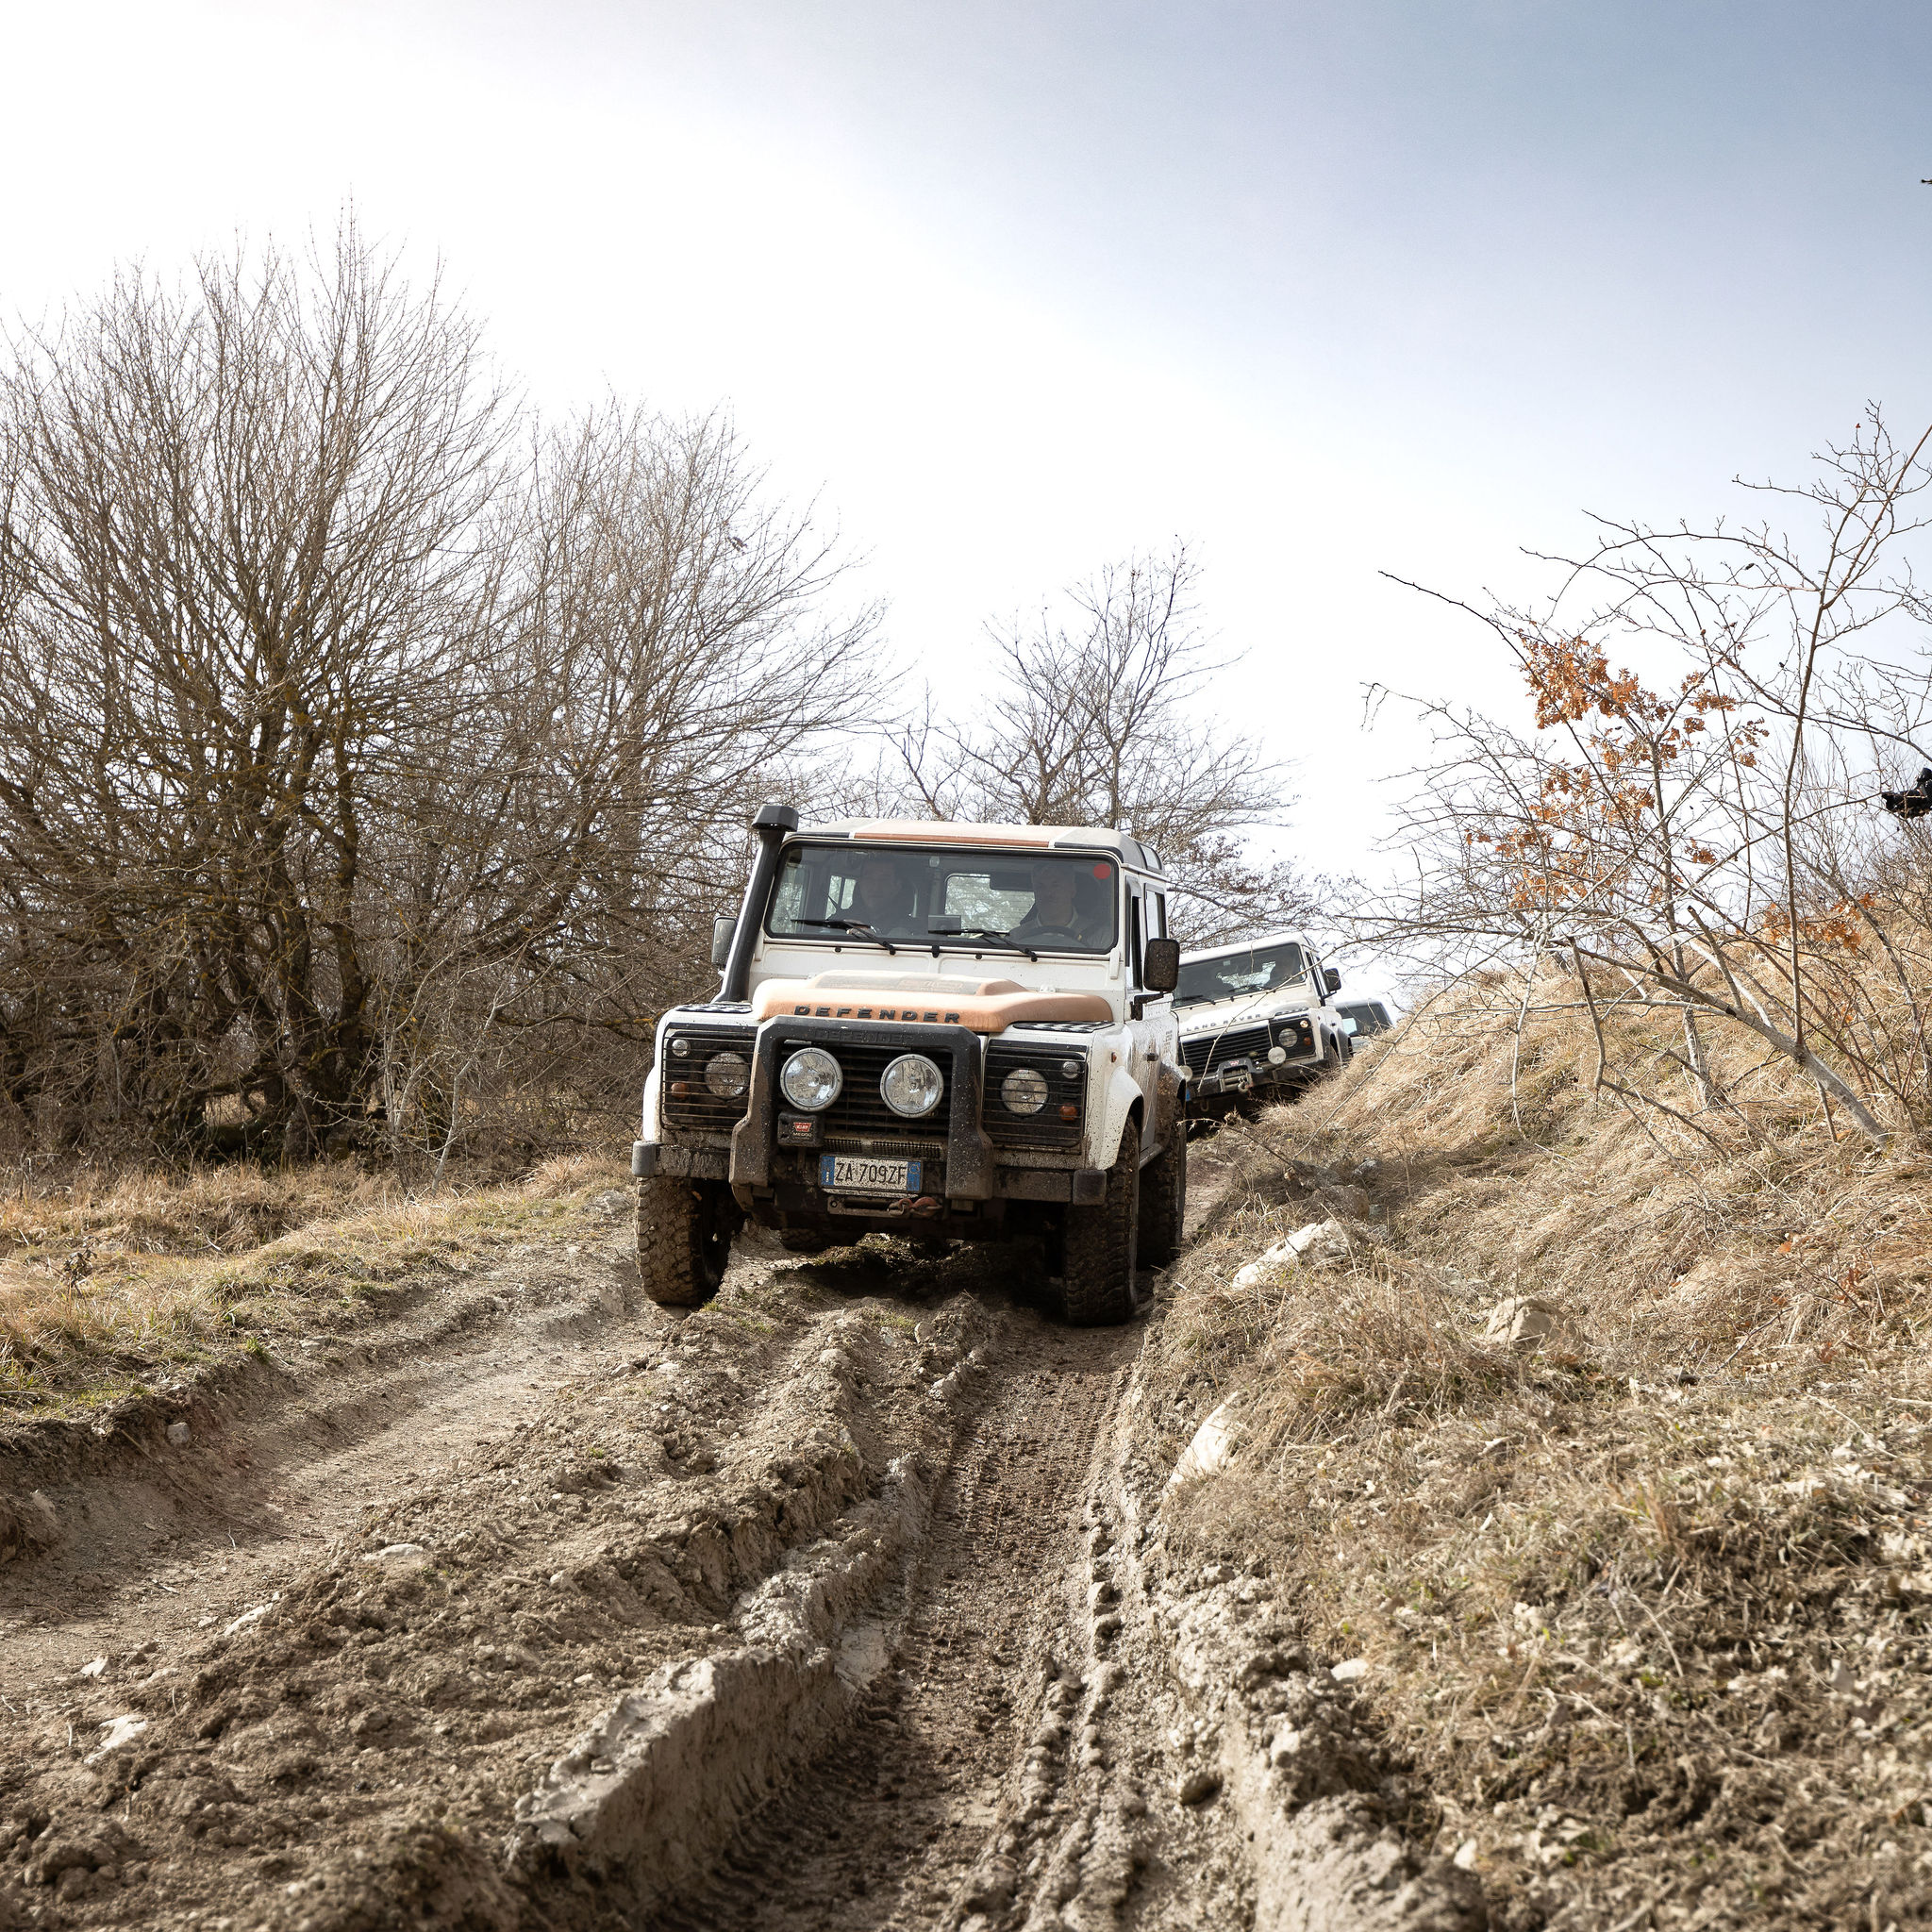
[1022,924,1084,943]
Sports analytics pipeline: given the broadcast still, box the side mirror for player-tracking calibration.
[710,915,737,970]
[1142,937,1180,993]
[1323,967,1341,995]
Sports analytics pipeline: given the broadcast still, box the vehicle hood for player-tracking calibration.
[1175,989,1314,1036]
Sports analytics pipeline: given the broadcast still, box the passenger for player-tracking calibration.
[1011,862,1105,946]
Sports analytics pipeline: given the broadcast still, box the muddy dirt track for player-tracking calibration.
[0,1173,1477,1932]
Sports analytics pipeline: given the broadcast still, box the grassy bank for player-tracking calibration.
[0,1155,631,1416]
[1149,988,1932,1929]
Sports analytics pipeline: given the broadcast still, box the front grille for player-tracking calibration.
[984,1043,1084,1149]
[1181,1023,1273,1076]
[660,1025,757,1132]
[782,1038,954,1143]
[821,1135,946,1160]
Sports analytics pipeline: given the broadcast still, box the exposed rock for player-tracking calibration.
[86,1714,147,1761]
[1166,1397,1245,1491]
[1480,1294,1578,1353]
[1232,1219,1351,1289]
[165,1420,191,1447]
[361,1542,430,1569]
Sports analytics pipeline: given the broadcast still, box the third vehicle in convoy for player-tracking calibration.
[1174,930,1353,1120]
[632,805,1188,1325]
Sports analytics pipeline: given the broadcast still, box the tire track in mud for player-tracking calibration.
[645,1330,1135,1932]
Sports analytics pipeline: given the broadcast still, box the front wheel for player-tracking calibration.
[636,1176,741,1307]
[1058,1114,1141,1326]
[1138,1120,1187,1268]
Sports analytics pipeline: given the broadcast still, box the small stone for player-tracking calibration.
[1453,1839,1479,1870]
[1331,1657,1368,1682]
[358,1542,428,1566]
[166,1421,191,1447]
[550,1571,569,1588]
[77,1657,107,1679]
[88,1714,148,1760]
[1481,1295,1577,1353]
[1176,1768,1222,1806]
[222,1594,280,1638]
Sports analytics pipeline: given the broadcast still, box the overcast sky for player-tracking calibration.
[7,1,1932,980]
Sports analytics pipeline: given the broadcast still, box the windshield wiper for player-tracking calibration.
[797,917,898,955]
[934,924,1039,962]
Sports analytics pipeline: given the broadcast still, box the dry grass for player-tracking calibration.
[0,1153,629,1414]
[1147,982,1932,1929]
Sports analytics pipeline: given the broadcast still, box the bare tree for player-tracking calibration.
[0,227,882,1163]
[888,545,1327,942]
[1362,411,1932,1146]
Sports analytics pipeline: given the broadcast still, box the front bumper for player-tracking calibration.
[632,1137,1107,1203]
[637,1014,1113,1209]
[1188,1053,1319,1100]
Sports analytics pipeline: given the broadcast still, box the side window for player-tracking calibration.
[1128,886,1144,987]
[1153,891,1168,938]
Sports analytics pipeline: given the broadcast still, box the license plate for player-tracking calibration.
[818,1154,922,1194]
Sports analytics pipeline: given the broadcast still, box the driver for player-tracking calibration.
[845,853,919,936]
[1011,861,1102,945]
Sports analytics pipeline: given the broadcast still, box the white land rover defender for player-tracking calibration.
[1175,930,1351,1119]
[631,804,1188,1325]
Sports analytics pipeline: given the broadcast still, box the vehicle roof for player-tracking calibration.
[800,818,1166,874]
[1177,930,1313,965]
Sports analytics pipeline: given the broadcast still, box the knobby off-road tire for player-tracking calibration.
[1058,1113,1140,1326]
[1137,1118,1187,1268]
[636,1175,741,1307]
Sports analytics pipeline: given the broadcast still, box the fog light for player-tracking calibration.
[1267,1045,1287,1065]
[1002,1066,1049,1114]
[880,1054,943,1118]
[780,1047,842,1111]
[706,1051,750,1098]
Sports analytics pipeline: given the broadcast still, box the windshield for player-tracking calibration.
[1174,942,1307,1007]
[766,842,1119,954]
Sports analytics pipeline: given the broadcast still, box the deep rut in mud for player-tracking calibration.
[4,1150,1443,1932]
[650,1338,1133,1931]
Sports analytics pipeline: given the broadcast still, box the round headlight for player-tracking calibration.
[879,1053,943,1118]
[669,1036,691,1058]
[780,1047,842,1111]
[706,1051,750,1099]
[1001,1066,1049,1115]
